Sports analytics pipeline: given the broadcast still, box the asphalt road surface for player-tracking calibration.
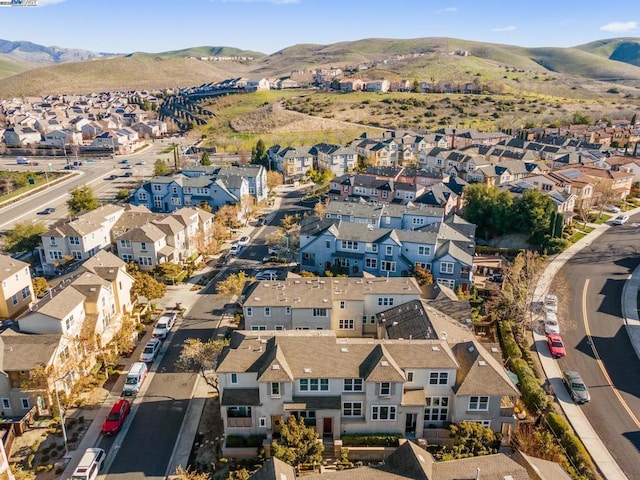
[558,215,640,478]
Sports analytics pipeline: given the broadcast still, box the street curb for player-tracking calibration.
[621,263,640,362]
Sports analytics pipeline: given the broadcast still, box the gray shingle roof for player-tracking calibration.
[221,388,260,406]
[0,330,61,371]
[452,341,519,397]
[0,254,29,279]
[33,287,85,320]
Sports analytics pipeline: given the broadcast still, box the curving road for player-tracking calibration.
[557,215,640,478]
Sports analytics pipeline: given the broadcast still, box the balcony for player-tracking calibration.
[228,417,252,428]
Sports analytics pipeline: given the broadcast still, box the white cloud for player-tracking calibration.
[600,21,638,32]
[36,0,66,6]
[435,7,457,14]
[491,25,516,32]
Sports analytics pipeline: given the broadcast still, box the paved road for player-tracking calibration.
[558,215,640,478]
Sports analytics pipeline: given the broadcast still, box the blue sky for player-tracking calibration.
[2,0,639,54]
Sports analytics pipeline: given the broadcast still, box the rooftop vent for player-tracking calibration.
[303,367,312,373]
[491,347,500,353]
[380,360,389,367]
[294,280,300,284]
[322,298,328,303]
[431,345,440,351]
[478,360,486,366]
[340,347,349,353]
[468,345,475,352]
[260,339,268,344]
[272,364,281,370]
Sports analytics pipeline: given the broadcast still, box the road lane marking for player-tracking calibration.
[582,279,640,429]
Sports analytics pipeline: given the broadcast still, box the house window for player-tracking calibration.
[251,326,267,331]
[299,378,329,391]
[11,294,18,306]
[379,382,391,396]
[120,239,132,248]
[49,251,62,260]
[339,319,354,330]
[230,373,238,384]
[381,261,396,272]
[326,240,331,248]
[20,398,29,409]
[406,371,414,382]
[429,372,449,385]
[366,243,378,253]
[468,396,489,411]
[270,382,281,397]
[50,237,57,246]
[312,308,327,317]
[385,246,393,255]
[264,307,271,317]
[415,262,431,271]
[337,258,350,268]
[371,405,396,421]
[424,397,449,423]
[259,417,267,428]
[384,216,391,224]
[122,254,133,263]
[412,218,425,225]
[138,192,147,200]
[140,242,147,251]
[69,236,80,245]
[341,240,359,250]
[21,287,30,300]
[365,258,377,269]
[171,198,181,206]
[343,378,363,392]
[154,196,163,208]
[153,185,162,191]
[377,297,394,307]
[468,420,491,428]
[382,191,388,198]
[172,187,178,194]
[246,307,253,317]
[139,257,153,266]
[285,307,291,315]
[72,251,83,260]
[440,262,454,274]
[1,398,9,409]
[437,278,456,289]
[227,406,251,417]
[343,402,363,417]
[418,246,431,256]
[275,325,284,331]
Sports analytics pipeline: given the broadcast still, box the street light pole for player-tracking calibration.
[53,380,69,457]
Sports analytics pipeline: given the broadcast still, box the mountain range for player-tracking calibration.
[1,37,640,97]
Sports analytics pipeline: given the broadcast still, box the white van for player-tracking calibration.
[71,448,105,480]
[122,361,148,396]
[16,157,30,165]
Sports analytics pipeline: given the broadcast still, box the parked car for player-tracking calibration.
[71,448,105,480]
[122,165,132,170]
[64,164,79,170]
[120,159,130,164]
[106,174,118,180]
[237,236,250,247]
[543,311,560,335]
[546,333,566,358]
[229,243,241,255]
[255,270,278,281]
[38,207,56,215]
[613,214,629,225]
[152,313,177,339]
[268,245,287,255]
[136,160,146,165]
[606,205,621,213]
[543,294,558,313]
[101,399,131,435]
[262,255,287,264]
[123,172,133,177]
[562,370,590,404]
[140,338,161,362]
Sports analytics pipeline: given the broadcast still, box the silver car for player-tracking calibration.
[562,370,590,404]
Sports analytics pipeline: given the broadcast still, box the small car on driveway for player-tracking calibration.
[237,236,250,247]
[101,399,131,435]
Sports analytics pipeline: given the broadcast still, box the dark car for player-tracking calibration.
[123,172,133,177]
[101,399,131,435]
[120,159,130,164]
[38,207,56,215]
[562,370,590,404]
[106,174,118,180]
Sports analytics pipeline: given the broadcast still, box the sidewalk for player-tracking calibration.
[533,206,640,480]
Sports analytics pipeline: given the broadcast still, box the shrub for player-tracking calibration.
[247,434,267,448]
[511,358,549,412]
[498,321,521,360]
[546,412,597,477]
[226,435,248,448]
[341,433,401,447]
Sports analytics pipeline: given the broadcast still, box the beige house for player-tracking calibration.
[82,250,136,315]
[38,205,125,275]
[0,255,34,319]
[242,278,422,337]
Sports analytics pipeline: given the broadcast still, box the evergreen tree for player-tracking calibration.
[67,185,100,215]
[271,415,324,468]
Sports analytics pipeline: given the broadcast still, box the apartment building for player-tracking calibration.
[0,255,34,319]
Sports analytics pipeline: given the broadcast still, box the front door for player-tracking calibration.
[272,415,283,438]
[323,417,333,437]
[405,413,417,436]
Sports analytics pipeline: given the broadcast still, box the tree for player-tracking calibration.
[132,271,167,302]
[154,158,170,176]
[116,189,131,201]
[155,262,183,284]
[215,204,241,233]
[252,139,267,166]
[462,184,513,239]
[412,264,433,286]
[32,277,50,298]
[201,151,212,166]
[312,198,328,217]
[267,170,284,191]
[411,79,420,93]
[2,220,47,254]
[271,415,324,468]
[216,271,252,297]
[67,185,100,215]
[449,421,501,457]
[241,195,259,225]
[173,465,211,480]
[631,113,637,126]
[512,189,555,244]
[176,338,229,394]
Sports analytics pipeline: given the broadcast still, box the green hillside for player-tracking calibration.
[574,38,640,67]
[131,46,265,59]
[0,57,29,79]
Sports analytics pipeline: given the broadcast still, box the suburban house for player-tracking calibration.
[310,143,357,177]
[42,128,82,148]
[0,255,35,320]
[3,126,41,146]
[324,201,445,230]
[602,155,640,183]
[81,251,136,316]
[215,324,519,444]
[299,215,476,291]
[249,441,571,480]
[245,78,271,91]
[566,165,634,202]
[547,169,596,212]
[132,120,168,138]
[0,329,62,418]
[38,205,125,275]
[242,277,422,337]
[267,145,315,184]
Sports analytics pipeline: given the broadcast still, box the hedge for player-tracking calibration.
[341,433,402,447]
[498,321,522,361]
[511,358,549,412]
[546,412,597,478]
[225,434,267,448]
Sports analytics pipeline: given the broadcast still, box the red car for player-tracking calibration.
[547,334,566,358]
[101,399,131,435]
